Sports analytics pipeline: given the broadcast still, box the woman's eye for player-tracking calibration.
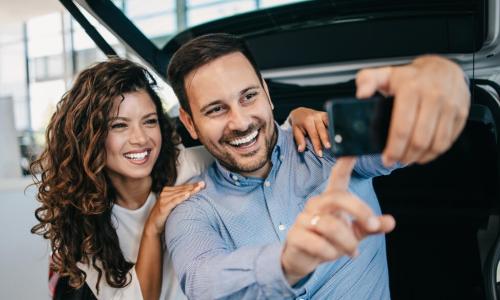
[111,123,127,129]
[145,118,158,126]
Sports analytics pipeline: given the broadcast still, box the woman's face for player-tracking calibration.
[105,89,162,182]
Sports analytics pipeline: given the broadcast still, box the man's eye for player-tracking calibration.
[206,106,225,116]
[111,123,127,129]
[244,92,258,102]
[145,118,158,126]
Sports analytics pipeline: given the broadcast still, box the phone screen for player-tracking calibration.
[325,94,393,157]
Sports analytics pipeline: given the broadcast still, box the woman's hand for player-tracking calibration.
[144,181,205,236]
[289,107,331,157]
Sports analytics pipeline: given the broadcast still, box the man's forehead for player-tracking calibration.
[184,52,260,106]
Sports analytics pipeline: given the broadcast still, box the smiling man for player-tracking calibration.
[165,33,470,299]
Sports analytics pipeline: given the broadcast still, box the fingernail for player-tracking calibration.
[318,150,323,157]
[325,142,331,149]
[367,217,380,231]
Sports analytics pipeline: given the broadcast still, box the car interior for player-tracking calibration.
[60,0,500,299]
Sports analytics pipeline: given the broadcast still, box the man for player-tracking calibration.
[165,33,470,299]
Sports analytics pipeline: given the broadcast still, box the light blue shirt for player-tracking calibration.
[166,125,399,300]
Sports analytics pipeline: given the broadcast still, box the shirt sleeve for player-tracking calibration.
[165,199,303,300]
[78,262,143,300]
[175,146,214,185]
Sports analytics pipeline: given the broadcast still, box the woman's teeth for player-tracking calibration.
[124,150,150,160]
[228,130,259,146]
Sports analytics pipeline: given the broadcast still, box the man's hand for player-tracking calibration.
[280,158,395,285]
[356,55,470,166]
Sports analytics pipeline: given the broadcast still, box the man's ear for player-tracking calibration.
[262,80,274,110]
[179,108,199,140]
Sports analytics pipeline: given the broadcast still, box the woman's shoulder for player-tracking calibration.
[176,146,214,185]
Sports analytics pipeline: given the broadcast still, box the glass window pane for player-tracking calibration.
[188,0,256,27]
[133,13,176,37]
[111,0,176,39]
[260,0,309,8]
[29,80,66,131]
[27,13,63,58]
[126,0,175,17]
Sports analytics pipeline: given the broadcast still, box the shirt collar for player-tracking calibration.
[214,122,287,187]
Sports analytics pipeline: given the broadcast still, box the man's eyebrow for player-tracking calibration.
[200,100,224,114]
[239,85,260,96]
[199,85,261,113]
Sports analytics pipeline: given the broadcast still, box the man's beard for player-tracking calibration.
[196,121,277,175]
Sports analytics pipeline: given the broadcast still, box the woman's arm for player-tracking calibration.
[135,182,205,300]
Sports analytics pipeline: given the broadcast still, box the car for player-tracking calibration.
[60,0,500,299]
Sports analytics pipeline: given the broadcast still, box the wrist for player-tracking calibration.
[143,222,162,238]
[281,254,304,286]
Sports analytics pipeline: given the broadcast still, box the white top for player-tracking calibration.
[79,146,214,300]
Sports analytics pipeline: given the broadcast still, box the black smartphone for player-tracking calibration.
[324,94,393,157]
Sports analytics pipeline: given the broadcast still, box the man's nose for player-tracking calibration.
[227,106,252,132]
[129,125,148,145]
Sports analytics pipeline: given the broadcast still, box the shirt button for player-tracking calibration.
[232,175,238,181]
[264,181,271,187]
[278,224,286,231]
[280,155,284,161]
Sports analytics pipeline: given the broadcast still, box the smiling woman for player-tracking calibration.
[29,58,199,300]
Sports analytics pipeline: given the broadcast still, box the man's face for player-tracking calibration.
[180,52,276,178]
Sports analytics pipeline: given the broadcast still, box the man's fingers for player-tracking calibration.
[353,214,396,239]
[400,92,441,165]
[302,213,359,256]
[356,67,392,99]
[382,77,420,166]
[293,126,307,152]
[287,226,341,261]
[305,191,380,233]
[324,157,357,193]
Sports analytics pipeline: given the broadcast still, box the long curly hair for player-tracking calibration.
[30,57,180,291]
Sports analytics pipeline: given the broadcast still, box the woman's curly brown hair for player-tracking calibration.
[30,57,180,292]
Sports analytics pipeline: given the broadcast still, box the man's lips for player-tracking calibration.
[227,129,259,147]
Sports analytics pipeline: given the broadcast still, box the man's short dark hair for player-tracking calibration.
[167,33,263,115]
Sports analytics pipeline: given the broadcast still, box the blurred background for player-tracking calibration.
[0,0,305,299]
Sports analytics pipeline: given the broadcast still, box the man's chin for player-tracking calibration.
[223,154,269,175]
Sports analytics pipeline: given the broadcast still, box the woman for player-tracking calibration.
[31,58,329,300]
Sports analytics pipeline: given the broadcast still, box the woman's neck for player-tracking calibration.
[110,175,153,210]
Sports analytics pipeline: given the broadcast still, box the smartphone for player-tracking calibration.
[324,94,393,157]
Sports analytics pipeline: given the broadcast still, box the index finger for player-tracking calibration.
[324,157,357,193]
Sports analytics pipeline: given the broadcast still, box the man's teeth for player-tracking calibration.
[124,151,149,160]
[228,130,259,146]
